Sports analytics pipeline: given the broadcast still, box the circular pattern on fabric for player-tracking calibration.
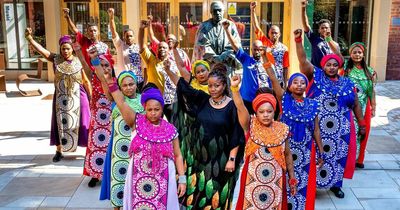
[111,183,125,207]
[60,132,74,151]
[251,185,275,209]
[320,114,340,136]
[95,108,111,126]
[88,150,106,173]
[135,176,160,200]
[290,147,304,168]
[323,98,339,112]
[255,162,276,184]
[114,138,131,159]
[57,94,74,111]
[258,147,274,161]
[92,128,110,148]
[133,201,156,210]
[354,83,364,95]
[97,97,111,107]
[117,120,131,137]
[112,160,129,182]
[139,156,154,175]
[57,79,67,93]
[59,113,74,130]
[317,162,335,188]
[287,194,306,210]
[321,137,337,159]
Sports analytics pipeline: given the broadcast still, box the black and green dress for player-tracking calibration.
[176,78,244,210]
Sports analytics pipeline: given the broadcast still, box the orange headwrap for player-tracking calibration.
[252,93,277,112]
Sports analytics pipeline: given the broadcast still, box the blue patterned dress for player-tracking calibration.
[306,67,356,189]
[281,93,319,210]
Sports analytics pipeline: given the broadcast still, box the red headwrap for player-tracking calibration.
[98,54,115,66]
[252,93,277,112]
[320,54,343,68]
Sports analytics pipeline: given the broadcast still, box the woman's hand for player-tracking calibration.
[317,157,324,170]
[230,74,241,88]
[224,160,235,173]
[294,29,303,39]
[87,46,98,59]
[25,28,33,39]
[177,183,186,198]
[290,184,297,196]
[71,42,81,52]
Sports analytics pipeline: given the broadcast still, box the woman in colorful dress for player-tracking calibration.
[230,74,297,210]
[343,42,376,169]
[99,71,145,209]
[294,29,366,198]
[92,58,186,209]
[83,47,114,187]
[165,61,244,210]
[24,28,91,162]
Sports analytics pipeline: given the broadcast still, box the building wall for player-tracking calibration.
[387,0,400,80]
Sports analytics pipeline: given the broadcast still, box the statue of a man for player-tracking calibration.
[193,1,241,69]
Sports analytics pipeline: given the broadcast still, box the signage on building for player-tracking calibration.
[228,3,237,15]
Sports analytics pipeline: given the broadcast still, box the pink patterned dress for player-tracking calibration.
[123,114,179,210]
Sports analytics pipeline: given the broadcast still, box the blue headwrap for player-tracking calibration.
[288,72,309,89]
[140,87,164,108]
[117,70,138,87]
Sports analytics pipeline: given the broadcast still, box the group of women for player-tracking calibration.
[24,8,376,210]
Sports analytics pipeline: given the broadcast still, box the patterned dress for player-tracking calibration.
[236,118,289,210]
[50,55,90,151]
[281,93,320,210]
[100,96,144,207]
[176,78,244,210]
[123,114,179,210]
[307,67,357,188]
[83,72,112,179]
[345,66,374,164]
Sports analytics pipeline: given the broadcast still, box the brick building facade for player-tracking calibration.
[387,0,400,80]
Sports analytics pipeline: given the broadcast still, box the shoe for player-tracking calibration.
[52,151,64,162]
[356,163,365,169]
[330,187,345,198]
[88,178,99,187]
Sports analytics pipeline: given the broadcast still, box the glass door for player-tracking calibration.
[61,0,126,53]
[227,1,251,54]
[141,0,206,59]
[259,0,289,47]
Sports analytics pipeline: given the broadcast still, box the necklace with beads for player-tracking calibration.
[210,95,227,106]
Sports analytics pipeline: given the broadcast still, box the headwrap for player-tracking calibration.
[98,53,115,66]
[192,60,210,76]
[117,70,137,87]
[288,72,309,89]
[349,42,366,54]
[59,35,72,46]
[252,93,277,112]
[320,54,343,68]
[141,87,164,108]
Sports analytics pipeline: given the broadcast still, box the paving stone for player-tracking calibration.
[315,190,336,210]
[364,154,396,161]
[343,170,397,188]
[40,196,70,207]
[352,187,400,199]
[0,177,83,197]
[359,161,382,170]
[360,199,400,210]
[4,196,45,208]
[66,177,111,208]
[378,160,400,170]
[328,188,363,209]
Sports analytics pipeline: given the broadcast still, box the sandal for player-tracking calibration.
[52,151,64,162]
[330,187,345,198]
[88,178,99,187]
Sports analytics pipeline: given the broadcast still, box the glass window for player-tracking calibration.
[98,2,123,54]
[260,2,284,43]
[1,0,46,70]
[147,2,170,42]
[66,2,91,34]
[228,3,251,54]
[179,2,202,59]
[311,0,371,57]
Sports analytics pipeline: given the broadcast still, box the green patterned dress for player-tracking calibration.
[110,95,144,207]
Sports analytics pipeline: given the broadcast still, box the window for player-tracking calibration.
[1,0,46,70]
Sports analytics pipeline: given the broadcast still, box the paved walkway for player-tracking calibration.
[1,80,400,210]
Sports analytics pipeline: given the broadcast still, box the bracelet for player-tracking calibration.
[178,175,187,184]
[325,36,333,42]
[230,86,239,92]
[108,81,119,93]
[294,36,303,43]
[91,57,101,66]
[289,178,298,187]
[263,61,272,69]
